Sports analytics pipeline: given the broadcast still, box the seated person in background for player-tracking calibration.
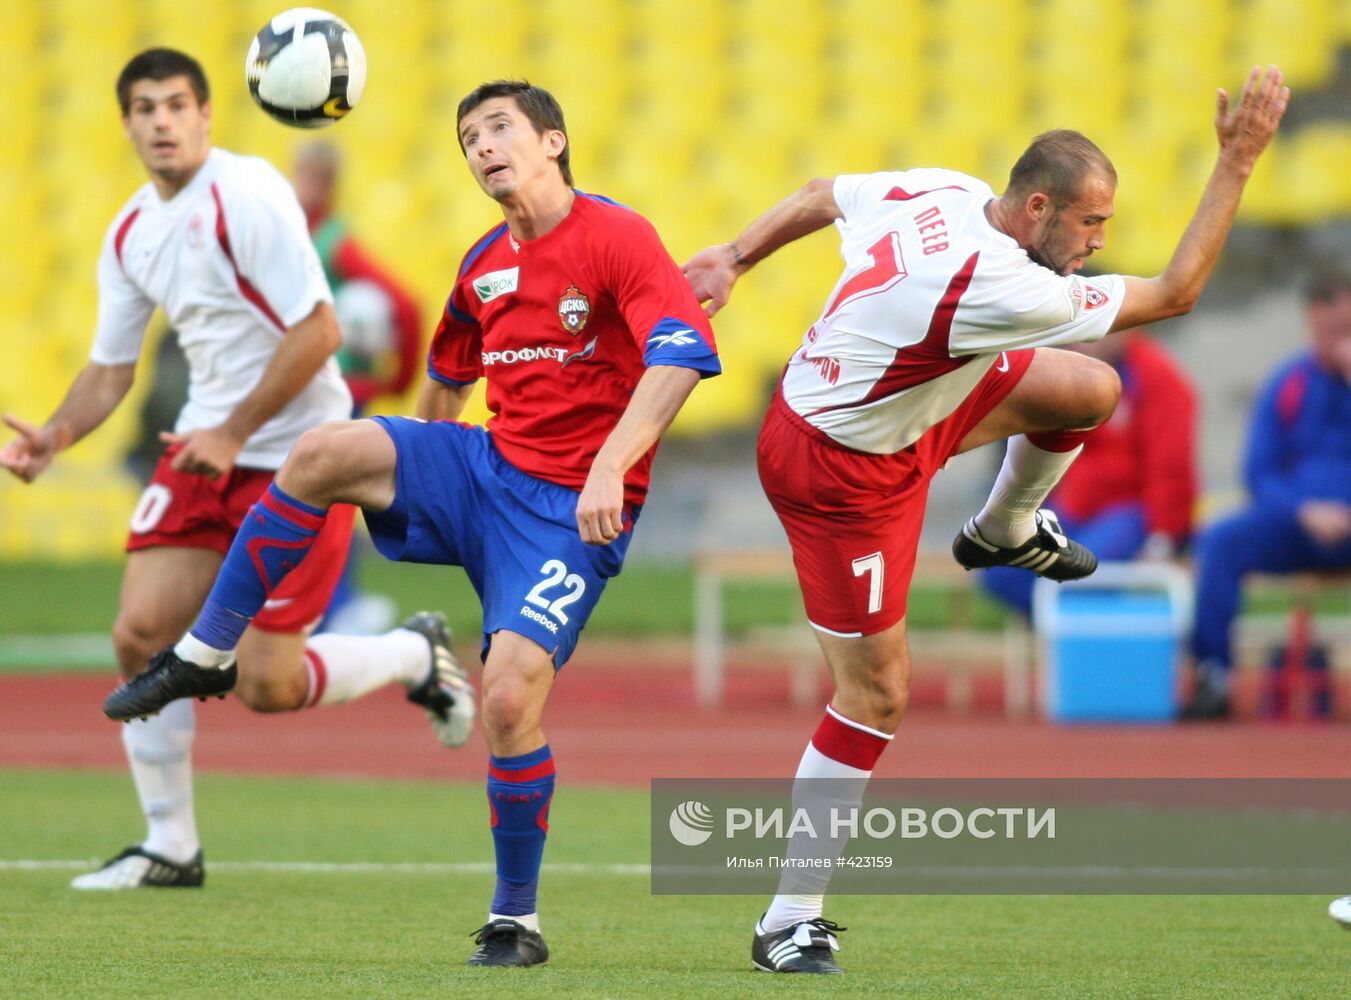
[1186,263,1351,719]
[980,327,1197,619]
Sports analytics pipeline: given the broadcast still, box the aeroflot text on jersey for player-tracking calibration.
[483,347,569,365]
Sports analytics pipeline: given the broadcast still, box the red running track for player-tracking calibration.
[3,661,1350,782]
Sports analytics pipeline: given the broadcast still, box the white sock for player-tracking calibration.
[973,435,1083,547]
[174,632,234,669]
[122,698,199,863]
[761,738,881,934]
[302,629,430,707]
[491,911,540,932]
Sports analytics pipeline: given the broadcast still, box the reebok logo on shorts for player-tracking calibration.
[520,605,560,634]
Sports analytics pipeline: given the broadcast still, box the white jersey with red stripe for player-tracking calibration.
[90,147,348,469]
[780,169,1126,455]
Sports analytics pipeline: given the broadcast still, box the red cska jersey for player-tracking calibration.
[427,192,720,507]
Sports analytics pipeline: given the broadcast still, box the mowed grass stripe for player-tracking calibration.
[2,770,1349,998]
[1,859,648,875]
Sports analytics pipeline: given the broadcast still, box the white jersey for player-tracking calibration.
[780,169,1125,454]
[90,148,349,469]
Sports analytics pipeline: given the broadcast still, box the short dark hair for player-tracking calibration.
[1302,261,1351,304]
[455,80,572,186]
[116,48,209,115]
[1006,129,1116,205]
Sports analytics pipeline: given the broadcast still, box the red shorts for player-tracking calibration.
[757,349,1033,636]
[126,446,355,633]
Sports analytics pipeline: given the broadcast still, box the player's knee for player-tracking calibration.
[839,663,909,732]
[867,674,910,732]
[481,680,538,744]
[233,667,305,712]
[1076,357,1122,427]
[279,425,349,497]
[111,615,168,678]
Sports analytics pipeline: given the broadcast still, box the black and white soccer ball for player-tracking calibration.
[245,8,366,128]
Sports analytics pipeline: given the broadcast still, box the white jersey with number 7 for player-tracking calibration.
[780,168,1125,455]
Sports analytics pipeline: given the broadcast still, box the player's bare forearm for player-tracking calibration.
[593,365,701,475]
[221,301,341,444]
[1,361,134,482]
[46,361,136,448]
[730,177,842,268]
[415,378,474,421]
[576,365,701,545]
[685,177,841,316]
[1113,67,1289,331]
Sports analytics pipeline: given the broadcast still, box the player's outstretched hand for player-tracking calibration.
[576,467,626,546]
[0,413,59,483]
[1215,65,1290,170]
[161,425,244,479]
[683,244,745,318]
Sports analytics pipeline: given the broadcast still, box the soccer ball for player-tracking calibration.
[245,8,366,128]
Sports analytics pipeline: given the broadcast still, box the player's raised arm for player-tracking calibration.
[163,301,341,478]
[1113,66,1290,331]
[683,177,842,316]
[0,361,137,483]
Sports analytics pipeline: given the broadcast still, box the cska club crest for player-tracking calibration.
[558,284,590,335]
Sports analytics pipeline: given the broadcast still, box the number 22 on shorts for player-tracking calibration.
[525,559,587,624]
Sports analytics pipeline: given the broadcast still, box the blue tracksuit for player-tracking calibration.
[1191,353,1351,670]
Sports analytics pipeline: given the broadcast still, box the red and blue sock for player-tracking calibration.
[190,483,326,651]
[487,744,555,917]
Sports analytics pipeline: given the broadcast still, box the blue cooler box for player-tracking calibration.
[1034,565,1191,724]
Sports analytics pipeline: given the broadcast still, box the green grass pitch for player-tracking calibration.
[0,769,1345,998]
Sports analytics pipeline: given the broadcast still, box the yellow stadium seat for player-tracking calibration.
[1259,125,1351,224]
[434,0,532,80]
[1028,0,1129,129]
[925,1,1031,142]
[829,0,930,135]
[1232,0,1336,89]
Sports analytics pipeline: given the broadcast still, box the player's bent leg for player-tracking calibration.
[107,421,401,721]
[231,613,477,748]
[955,347,1121,453]
[275,418,399,511]
[951,349,1120,581]
[233,629,310,711]
[469,630,556,968]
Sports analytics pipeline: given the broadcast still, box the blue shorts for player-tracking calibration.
[364,416,638,668]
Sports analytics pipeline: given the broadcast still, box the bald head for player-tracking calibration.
[987,129,1117,276]
[1006,129,1116,206]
